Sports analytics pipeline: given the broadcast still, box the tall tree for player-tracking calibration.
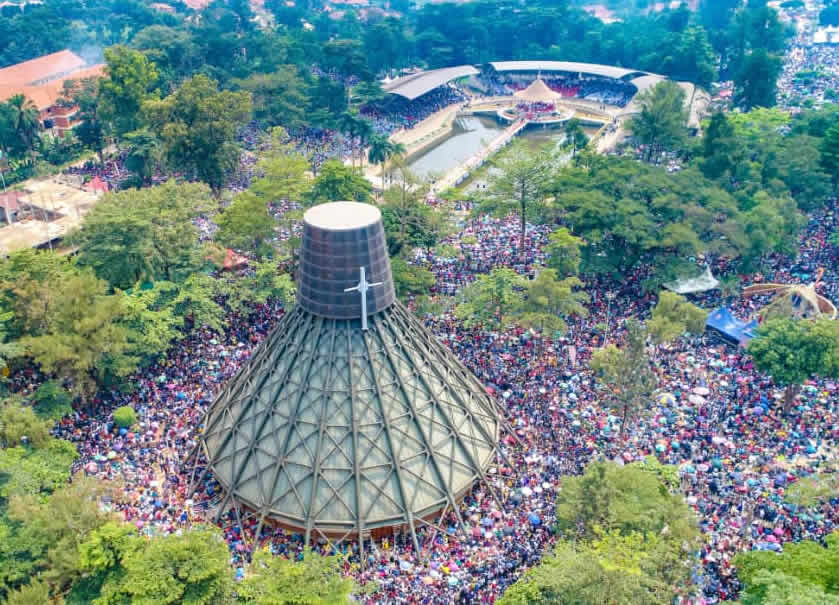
[735,48,782,110]
[821,121,839,190]
[590,319,656,435]
[99,46,160,138]
[215,191,277,259]
[143,74,251,193]
[367,134,405,195]
[6,94,41,162]
[19,270,135,398]
[545,227,584,278]
[627,81,688,162]
[481,141,551,258]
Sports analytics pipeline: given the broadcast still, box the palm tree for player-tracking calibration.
[354,117,374,169]
[7,94,41,163]
[368,136,406,197]
[338,110,360,168]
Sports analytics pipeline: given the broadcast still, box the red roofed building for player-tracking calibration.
[0,50,106,135]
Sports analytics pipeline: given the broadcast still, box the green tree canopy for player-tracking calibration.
[455,267,524,330]
[647,291,708,344]
[73,181,213,289]
[144,74,252,193]
[747,318,839,405]
[238,547,354,605]
[627,81,688,161]
[590,319,657,434]
[309,160,372,203]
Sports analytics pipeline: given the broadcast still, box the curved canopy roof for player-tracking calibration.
[489,60,655,81]
[383,65,478,101]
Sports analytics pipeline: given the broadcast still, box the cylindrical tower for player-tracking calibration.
[297,201,396,320]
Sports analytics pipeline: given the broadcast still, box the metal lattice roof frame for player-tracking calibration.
[189,301,505,557]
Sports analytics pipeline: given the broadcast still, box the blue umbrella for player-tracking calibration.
[528,513,541,526]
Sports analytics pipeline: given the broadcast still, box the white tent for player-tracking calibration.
[514,78,561,103]
[663,266,720,294]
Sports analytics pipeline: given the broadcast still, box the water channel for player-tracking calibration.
[404,115,598,184]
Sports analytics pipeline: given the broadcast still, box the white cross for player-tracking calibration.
[344,266,383,331]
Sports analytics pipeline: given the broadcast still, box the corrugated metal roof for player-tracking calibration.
[489,60,655,80]
[383,65,479,101]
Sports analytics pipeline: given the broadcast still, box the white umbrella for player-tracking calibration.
[693,386,711,396]
[521,486,533,497]
[688,394,706,405]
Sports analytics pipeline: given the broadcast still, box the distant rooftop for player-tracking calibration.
[383,65,479,101]
[488,60,656,81]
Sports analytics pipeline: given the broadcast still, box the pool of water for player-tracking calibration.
[404,114,596,182]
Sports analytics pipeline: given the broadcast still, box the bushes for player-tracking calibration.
[112,406,136,429]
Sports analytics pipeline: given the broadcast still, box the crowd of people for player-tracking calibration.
[360,86,468,134]
[12,183,828,603]
[485,74,637,107]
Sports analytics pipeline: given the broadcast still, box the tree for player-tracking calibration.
[739,569,839,605]
[734,531,839,597]
[562,118,589,156]
[627,81,688,161]
[455,267,524,330]
[2,477,114,594]
[224,258,295,313]
[20,270,137,398]
[482,141,551,258]
[215,191,277,259]
[62,77,108,165]
[747,318,839,407]
[0,399,51,448]
[234,66,308,129]
[590,319,656,435]
[122,129,160,186]
[30,381,73,421]
[73,181,213,289]
[498,533,672,605]
[821,121,839,190]
[251,128,311,204]
[391,258,435,300]
[309,160,372,203]
[545,227,583,278]
[112,405,136,428]
[99,46,160,138]
[6,94,41,161]
[503,461,699,605]
[143,74,251,193]
[513,269,588,337]
[238,547,354,605]
[0,437,78,500]
[367,134,405,195]
[647,291,708,344]
[78,524,233,605]
[380,190,444,257]
[735,48,783,110]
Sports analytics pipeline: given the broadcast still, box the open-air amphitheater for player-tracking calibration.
[378,60,709,192]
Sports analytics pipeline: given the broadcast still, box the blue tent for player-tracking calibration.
[706,308,758,346]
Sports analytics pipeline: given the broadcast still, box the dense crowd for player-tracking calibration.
[484,74,636,107]
[13,184,828,603]
[361,86,468,134]
[776,3,839,110]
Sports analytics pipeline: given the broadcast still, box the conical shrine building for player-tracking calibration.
[198,201,500,547]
